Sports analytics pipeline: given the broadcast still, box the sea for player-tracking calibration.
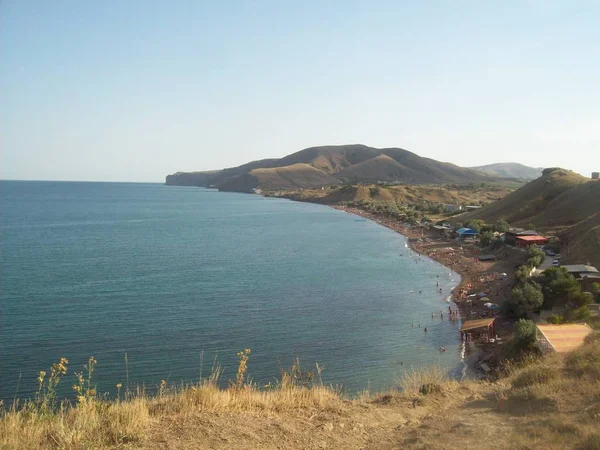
[0,181,464,402]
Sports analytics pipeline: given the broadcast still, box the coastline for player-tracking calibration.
[331,205,519,375]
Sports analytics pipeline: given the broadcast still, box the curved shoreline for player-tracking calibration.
[331,205,515,376]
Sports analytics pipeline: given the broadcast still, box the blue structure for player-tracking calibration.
[456,227,479,238]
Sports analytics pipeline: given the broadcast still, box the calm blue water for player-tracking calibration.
[0,181,462,401]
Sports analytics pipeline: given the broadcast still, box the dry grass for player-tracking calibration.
[2,336,600,449]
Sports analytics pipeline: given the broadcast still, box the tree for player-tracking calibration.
[495,220,510,233]
[526,246,545,268]
[479,231,494,247]
[506,281,544,318]
[512,319,539,355]
[546,236,561,253]
[539,267,581,309]
[591,283,600,303]
[568,290,593,308]
[526,223,537,231]
[515,265,531,284]
[468,220,486,232]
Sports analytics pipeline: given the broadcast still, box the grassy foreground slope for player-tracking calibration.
[165,144,501,192]
[2,335,599,449]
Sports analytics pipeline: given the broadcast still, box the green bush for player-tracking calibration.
[511,319,539,355]
[546,314,564,324]
[506,282,544,318]
[526,246,545,268]
[479,231,494,247]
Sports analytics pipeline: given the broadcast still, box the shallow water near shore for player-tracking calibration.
[1,181,462,401]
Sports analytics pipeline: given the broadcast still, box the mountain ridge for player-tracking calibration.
[469,162,543,179]
[166,144,503,192]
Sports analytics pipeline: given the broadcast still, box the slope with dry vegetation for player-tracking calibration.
[2,335,599,449]
[165,144,502,192]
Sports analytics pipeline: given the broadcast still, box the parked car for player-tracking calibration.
[552,259,560,266]
[545,250,555,256]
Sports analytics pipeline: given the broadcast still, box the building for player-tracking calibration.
[515,235,549,248]
[562,265,600,291]
[445,204,462,213]
[562,264,599,277]
[464,205,482,211]
[536,324,593,353]
[592,172,599,180]
[455,227,479,239]
[504,229,539,246]
[433,224,453,238]
[460,318,496,341]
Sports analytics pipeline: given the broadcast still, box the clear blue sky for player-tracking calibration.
[2,1,599,181]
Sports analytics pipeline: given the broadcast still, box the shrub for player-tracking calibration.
[526,246,545,268]
[419,383,442,395]
[511,319,539,356]
[512,364,558,388]
[479,230,494,247]
[468,220,486,232]
[506,282,544,318]
[546,314,563,324]
[495,220,510,233]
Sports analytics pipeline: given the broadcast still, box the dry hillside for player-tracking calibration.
[457,169,594,226]
[165,145,502,192]
[3,335,599,449]
[561,212,600,267]
[469,163,543,180]
[274,184,512,208]
[455,169,600,267]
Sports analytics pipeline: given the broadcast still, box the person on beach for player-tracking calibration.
[424,327,428,333]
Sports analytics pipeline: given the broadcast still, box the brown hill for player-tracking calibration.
[561,212,600,268]
[248,164,341,191]
[456,168,590,226]
[165,144,500,192]
[469,162,543,179]
[336,154,426,183]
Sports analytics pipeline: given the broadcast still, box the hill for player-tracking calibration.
[561,212,600,267]
[470,162,543,179]
[456,168,592,226]
[165,144,501,192]
[456,168,600,267]
[3,334,600,449]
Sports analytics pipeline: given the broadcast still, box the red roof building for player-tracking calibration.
[515,235,549,248]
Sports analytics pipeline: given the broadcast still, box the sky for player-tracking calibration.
[1,1,599,182]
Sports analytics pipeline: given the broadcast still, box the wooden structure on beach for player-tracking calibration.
[460,318,496,341]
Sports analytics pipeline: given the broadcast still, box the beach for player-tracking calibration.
[334,205,525,373]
